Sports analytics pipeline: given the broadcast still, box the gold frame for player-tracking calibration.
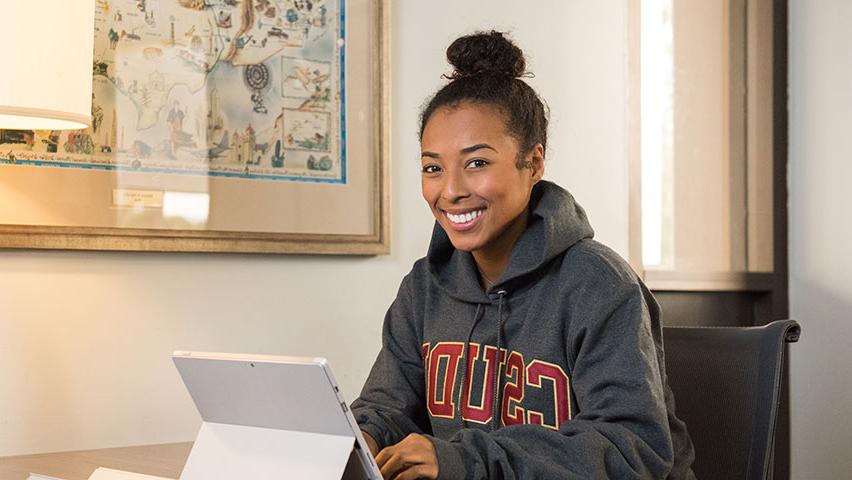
[0,0,390,256]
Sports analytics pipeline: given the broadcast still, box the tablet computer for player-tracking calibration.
[172,351,382,480]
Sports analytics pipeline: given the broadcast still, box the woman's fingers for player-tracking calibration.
[375,434,439,480]
[392,463,435,480]
[379,450,406,479]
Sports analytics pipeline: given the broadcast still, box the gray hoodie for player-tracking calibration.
[352,181,696,479]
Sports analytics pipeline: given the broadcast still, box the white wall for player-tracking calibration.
[0,1,630,456]
[788,1,852,478]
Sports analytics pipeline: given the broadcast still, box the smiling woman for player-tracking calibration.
[351,31,697,479]
[420,103,543,284]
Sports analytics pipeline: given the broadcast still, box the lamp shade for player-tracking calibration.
[0,1,95,130]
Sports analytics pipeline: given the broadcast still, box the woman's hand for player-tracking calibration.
[362,431,380,456]
[374,433,439,480]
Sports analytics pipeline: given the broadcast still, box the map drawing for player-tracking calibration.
[0,0,346,183]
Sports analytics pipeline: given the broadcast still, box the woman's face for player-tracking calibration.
[420,102,544,255]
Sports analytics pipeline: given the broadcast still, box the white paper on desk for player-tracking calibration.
[180,422,353,480]
[88,468,174,480]
[27,475,67,480]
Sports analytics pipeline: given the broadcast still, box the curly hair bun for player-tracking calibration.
[446,30,526,80]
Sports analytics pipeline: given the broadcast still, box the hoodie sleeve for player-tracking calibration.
[351,273,431,451]
[428,267,679,479]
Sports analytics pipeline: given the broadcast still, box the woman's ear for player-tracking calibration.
[529,144,545,183]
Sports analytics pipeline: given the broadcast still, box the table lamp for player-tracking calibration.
[0,1,95,130]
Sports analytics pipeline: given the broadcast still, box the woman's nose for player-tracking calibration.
[441,169,470,202]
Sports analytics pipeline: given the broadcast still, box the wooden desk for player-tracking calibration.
[0,443,192,480]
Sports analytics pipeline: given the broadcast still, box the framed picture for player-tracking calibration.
[0,0,389,255]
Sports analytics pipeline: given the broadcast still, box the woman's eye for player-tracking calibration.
[466,159,488,169]
[422,164,441,174]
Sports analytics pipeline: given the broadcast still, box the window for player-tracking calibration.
[631,0,778,290]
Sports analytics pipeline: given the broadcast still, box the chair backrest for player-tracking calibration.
[663,319,800,480]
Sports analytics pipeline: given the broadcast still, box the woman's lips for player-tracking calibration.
[443,208,485,231]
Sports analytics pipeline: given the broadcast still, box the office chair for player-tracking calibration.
[663,319,801,480]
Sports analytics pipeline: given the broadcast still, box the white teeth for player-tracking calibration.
[446,209,483,224]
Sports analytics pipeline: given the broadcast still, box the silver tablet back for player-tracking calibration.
[173,352,352,437]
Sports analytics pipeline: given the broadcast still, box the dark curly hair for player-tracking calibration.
[419,30,549,166]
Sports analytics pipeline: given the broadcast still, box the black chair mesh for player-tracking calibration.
[663,320,800,480]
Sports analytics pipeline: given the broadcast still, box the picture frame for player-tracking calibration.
[0,0,390,255]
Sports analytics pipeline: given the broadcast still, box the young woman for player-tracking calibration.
[351,31,696,480]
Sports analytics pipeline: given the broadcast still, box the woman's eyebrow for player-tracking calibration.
[460,143,498,154]
[421,144,497,159]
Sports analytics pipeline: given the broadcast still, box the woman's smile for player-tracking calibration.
[442,207,486,230]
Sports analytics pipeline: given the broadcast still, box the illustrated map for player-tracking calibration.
[0,0,346,183]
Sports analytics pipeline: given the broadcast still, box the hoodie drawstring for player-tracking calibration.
[457,303,483,428]
[456,293,508,431]
[491,290,507,430]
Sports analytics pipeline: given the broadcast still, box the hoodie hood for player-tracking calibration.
[426,180,594,303]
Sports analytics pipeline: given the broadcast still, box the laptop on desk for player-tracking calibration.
[172,351,382,480]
